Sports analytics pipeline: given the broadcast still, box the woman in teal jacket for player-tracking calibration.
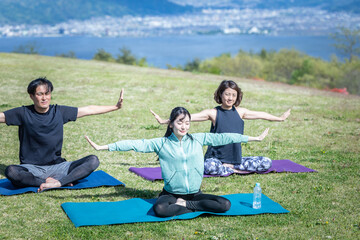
[85,107,269,217]
[151,80,290,176]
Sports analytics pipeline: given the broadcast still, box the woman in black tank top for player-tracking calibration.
[151,80,291,175]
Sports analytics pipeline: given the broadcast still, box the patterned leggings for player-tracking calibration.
[204,156,272,176]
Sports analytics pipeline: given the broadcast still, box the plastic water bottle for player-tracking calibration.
[253,183,261,209]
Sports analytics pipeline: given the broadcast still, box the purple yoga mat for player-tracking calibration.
[128,160,317,181]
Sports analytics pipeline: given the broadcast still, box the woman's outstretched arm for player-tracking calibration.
[247,128,269,142]
[199,128,270,147]
[84,136,109,151]
[85,135,162,153]
[239,108,291,121]
[150,109,216,124]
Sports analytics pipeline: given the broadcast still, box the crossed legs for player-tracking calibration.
[5,155,99,191]
[4,165,45,187]
[204,156,272,176]
[153,189,231,217]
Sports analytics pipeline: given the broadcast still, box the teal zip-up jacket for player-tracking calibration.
[108,132,249,195]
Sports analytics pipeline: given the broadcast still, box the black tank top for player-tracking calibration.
[204,106,244,164]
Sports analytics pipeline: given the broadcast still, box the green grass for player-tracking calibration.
[0,53,359,239]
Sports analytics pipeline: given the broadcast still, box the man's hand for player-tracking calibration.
[116,88,124,109]
[0,112,5,123]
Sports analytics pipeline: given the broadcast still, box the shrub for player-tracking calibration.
[116,47,148,67]
[93,49,115,62]
[56,51,76,58]
[12,41,41,54]
[339,57,360,95]
[116,47,137,65]
[263,49,305,83]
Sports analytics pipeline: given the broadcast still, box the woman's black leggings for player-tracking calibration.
[153,189,231,217]
[4,155,99,187]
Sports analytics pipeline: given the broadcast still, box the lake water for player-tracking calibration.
[0,35,338,68]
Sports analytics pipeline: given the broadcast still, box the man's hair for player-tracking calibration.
[213,80,243,107]
[27,77,54,95]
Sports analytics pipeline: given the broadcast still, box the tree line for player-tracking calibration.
[169,48,359,95]
[12,27,360,95]
[169,27,360,95]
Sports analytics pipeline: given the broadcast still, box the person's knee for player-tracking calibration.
[258,156,272,171]
[264,157,272,167]
[204,158,223,175]
[5,165,19,180]
[153,203,169,217]
[219,198,231,212]
[87,155,100,170]
[223,199,231,211]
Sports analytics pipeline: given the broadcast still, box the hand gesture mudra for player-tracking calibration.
[84,135,108,150]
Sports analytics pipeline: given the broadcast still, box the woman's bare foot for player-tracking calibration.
[175,198,186,207]
[222,163,235,169]
[223,163,251,174]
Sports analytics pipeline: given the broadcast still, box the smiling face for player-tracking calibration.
[30,84,52,113]
[170,113,191,140]
[220,87,238,109]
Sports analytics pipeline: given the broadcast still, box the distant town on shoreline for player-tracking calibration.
[1,5,359,38]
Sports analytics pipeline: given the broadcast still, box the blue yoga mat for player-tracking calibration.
[0,170,125,196]
[61,193,289,227]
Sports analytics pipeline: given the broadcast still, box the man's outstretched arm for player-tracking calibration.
[77,89,124,118]
[0,112,5,123]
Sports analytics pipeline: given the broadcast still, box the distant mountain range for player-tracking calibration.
[0,0,193,25]
[0,0,359,25]
[171,0,360,13]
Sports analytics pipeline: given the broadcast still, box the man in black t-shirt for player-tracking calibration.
[0,77,124,192]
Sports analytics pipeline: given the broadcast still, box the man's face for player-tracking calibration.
[30,84,52,113]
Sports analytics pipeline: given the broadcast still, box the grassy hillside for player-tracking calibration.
[0,53,359,239]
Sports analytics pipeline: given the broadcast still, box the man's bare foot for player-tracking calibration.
[45,177,58,183]
[38,178,61,192]
[175,198,186,207]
